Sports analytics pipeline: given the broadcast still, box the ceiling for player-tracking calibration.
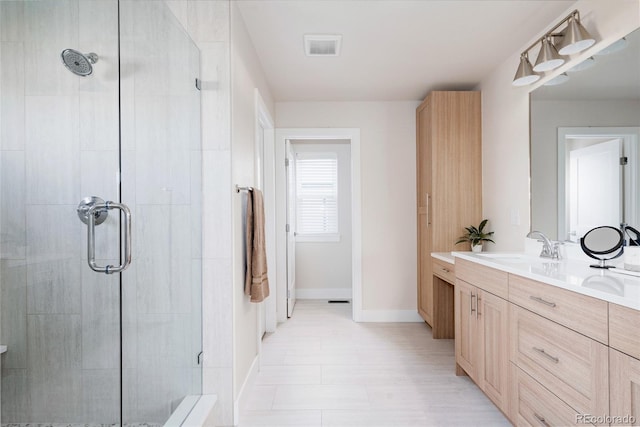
[237,0,575,102]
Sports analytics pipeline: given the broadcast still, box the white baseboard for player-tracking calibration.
[359,309,423,322]
[233,355,260,426]
[296,288,352,300]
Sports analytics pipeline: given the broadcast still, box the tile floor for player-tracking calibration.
[239,300,511,426]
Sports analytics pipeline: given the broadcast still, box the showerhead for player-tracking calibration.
[61,49,99,76]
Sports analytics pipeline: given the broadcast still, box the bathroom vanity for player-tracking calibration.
[452,251,640,426]
[429,253,456,339]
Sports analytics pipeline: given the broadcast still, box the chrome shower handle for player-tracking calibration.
[87,201,132,274]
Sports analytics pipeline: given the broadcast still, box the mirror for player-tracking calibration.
[530,27,640,241]
[580,226,624,268]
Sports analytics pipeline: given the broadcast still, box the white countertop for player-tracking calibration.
[452,251,640,311]
[431,252,455,264]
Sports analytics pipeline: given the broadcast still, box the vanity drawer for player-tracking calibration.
[509,274,608,344]
[609,303,640,360]
[510,304,609,418]
[432,257,455,283]
[455,258,508,299]
[510,363,592,427]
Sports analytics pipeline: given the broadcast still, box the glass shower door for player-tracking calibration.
[0,0,122,422]
[119,1,202,424]
[0,0,202,424]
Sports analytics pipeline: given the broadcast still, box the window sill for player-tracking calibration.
[296,234,341,243]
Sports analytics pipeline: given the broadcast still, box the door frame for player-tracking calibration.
[274,128,362,322]
[557,127,640,241]
[255,89,277,334]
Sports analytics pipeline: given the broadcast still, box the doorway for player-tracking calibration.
[274,128,362,323]
[558,127,640,241]
[290,139,352,305]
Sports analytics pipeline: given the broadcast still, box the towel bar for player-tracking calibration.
[235,185,253,193]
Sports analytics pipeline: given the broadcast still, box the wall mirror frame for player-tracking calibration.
[530,25,640,242]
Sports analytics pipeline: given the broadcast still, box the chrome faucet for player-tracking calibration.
[527,230,562,260]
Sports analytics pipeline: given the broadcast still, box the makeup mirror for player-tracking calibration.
[580,226,624,268]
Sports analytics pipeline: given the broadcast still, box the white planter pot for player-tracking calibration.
[471,243,483,253]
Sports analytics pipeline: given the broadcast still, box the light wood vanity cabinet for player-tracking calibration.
[455,258,640,426]
[509,274,608,345]
[510,363,587,427]
[430,257,455,338]
[609,303,640,360]
[610,348,640,426]
[609,304,640,425]
[510,304,609,418]
[416,91,481,326]
[454,259,510,414]
[454,279,480,381]
[479,290,510,412]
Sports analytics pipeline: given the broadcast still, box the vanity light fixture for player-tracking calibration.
[513,53,540,86]
[512,10,596,86]
[557,14,596,55]
[533,36,565,72]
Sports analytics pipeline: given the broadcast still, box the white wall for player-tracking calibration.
[530,99,640,239]
[292,141,352,300]
[478,0,640,251]
[276,102,420,313]
[230,0,275,413]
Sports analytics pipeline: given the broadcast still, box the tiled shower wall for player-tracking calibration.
[0,0,213,423]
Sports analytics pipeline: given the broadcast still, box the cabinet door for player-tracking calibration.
[610,348,640,426]
[418,212,433,324]
[479,291,509,413]
[416,100,433,325]
[455,279,479,382]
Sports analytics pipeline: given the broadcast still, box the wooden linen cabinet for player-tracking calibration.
[416,91,482,336]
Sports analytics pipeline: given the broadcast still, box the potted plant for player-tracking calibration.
[456,219,495,252]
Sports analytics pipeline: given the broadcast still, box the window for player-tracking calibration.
[295,152,339,241]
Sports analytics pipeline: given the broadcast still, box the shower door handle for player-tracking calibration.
[85,201,132,274]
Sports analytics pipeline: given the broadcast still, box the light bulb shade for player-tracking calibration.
[533,37,565,72]
[557,16,596,55]
[512,55,540,86]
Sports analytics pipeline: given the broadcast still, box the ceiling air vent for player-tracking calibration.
[304,34,342,57]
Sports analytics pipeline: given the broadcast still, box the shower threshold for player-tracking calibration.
[2,424,161,427]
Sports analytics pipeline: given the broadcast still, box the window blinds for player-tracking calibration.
[295,152,339,235]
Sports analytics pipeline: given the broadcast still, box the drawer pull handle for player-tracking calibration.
[442,268,450,273]
[529,295,557,307]
[533,413,550,427]
[533,347,559,364]
[470,292,476,316]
